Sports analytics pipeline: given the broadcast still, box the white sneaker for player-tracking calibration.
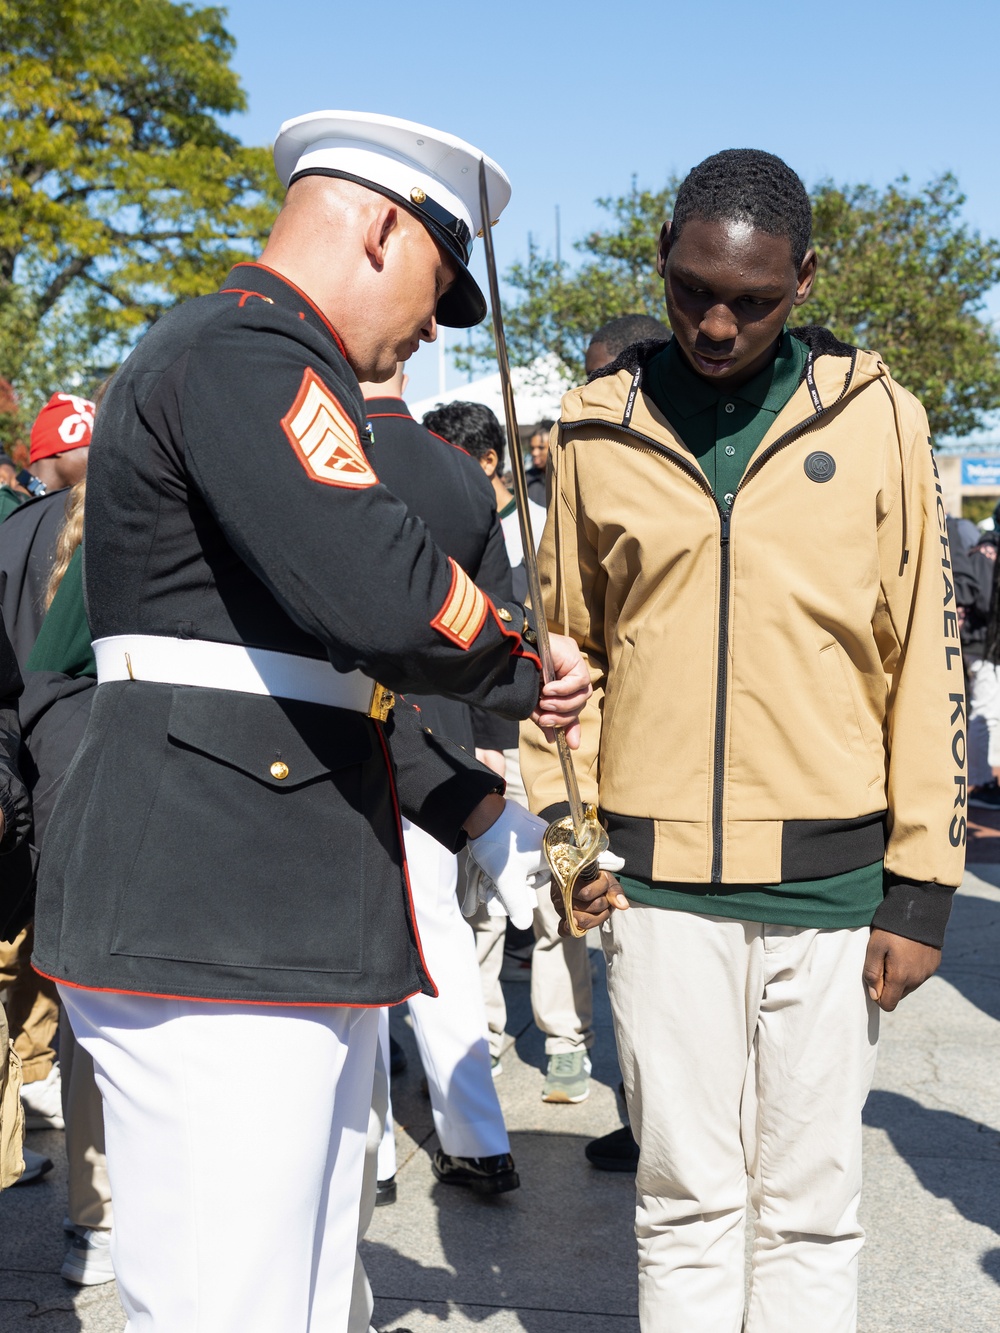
[61,1228,115,1286]
[12,1146,53,1185]
[20,1064,64,1129]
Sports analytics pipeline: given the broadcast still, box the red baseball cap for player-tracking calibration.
[29,393,96,464]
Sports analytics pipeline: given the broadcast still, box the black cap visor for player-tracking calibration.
[289,167,486,329]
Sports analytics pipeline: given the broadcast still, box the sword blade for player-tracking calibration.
[476,158,587,840]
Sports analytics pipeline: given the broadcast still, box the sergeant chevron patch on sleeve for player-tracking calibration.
[431,558,488,649]
[281,367,378,488]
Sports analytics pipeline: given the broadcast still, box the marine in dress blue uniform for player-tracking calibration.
[32,112,579,1333]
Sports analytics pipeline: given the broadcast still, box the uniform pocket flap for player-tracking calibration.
[166,687,373,789]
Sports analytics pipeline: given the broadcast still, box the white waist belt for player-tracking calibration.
[93,635,385,714]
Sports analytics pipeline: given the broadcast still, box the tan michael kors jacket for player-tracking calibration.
[520,328,966,945]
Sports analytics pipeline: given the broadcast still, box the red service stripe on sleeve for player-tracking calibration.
[430,558,489,650]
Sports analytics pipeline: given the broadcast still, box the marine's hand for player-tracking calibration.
[531,633,591,748]
[555,865,629,937]
[463,801,547,930]
[863,928,941,1012]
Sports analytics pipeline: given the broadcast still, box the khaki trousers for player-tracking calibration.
[602,904,879,1333]
[61,1011,113,1229]
[0,1001,24,1189]
[470,747,594,1059]
[0,924,59,1082]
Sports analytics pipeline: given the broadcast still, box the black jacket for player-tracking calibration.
[365,397,517,754]
[32,262,541,1005]
[0,490,72,668]
[0,610,35,940]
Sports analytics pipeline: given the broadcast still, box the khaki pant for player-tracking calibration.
[61,1011,113,1229]
[470,747,594,1059]
[1,1001,25,1189]
[0,924,59,1083]
[530,883,593,1055]
[603,903,879,1333]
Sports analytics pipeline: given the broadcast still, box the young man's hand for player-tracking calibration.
[554,870,629,936]
[863,929,942,1012]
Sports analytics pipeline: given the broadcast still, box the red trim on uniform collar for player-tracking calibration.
[230,262,349,358]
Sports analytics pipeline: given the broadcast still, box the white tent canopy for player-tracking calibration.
[409,354,573,442]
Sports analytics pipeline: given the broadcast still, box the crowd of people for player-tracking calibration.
[0,108,974,1333]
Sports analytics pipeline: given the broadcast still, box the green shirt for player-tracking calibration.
[645,330,809,505]
[632,333,883,930]
[26,546,96,678]
[0,487,26,525]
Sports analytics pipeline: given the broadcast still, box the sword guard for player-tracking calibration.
[542,804,609,939]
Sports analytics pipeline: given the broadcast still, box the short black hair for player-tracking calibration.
[672,149,812,267]
[531,419,554,437]
[590,315,671,358]
[422,400,506,471]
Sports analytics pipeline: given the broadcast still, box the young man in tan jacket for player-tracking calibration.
[521,149,965,1333]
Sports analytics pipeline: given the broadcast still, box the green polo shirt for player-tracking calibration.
[622,332,884,929]
[645,330,809,505]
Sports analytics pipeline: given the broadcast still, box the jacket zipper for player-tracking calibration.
[566,351,857,881]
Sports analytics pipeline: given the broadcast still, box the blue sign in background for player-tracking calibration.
[961,457,1000,487]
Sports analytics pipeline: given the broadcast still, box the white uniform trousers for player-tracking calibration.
[380,820,509,1160]
[61,985,379,1333]
[602,904,879,1333]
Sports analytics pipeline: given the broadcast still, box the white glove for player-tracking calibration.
[463,801,547,930]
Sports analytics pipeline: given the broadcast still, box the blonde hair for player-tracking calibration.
[45,478,86,608]
[42,370,114,609]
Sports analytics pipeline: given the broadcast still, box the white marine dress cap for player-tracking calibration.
[273,110,512,328]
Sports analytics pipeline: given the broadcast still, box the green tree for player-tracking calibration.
[0,0,282,434]
[471,172,1000,438]
[459,178,677,385]
[807,175,1000,437]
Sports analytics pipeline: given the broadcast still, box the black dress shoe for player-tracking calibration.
[431,1149,520,1195]
[389,1035,407,1077]
[585,1125,640,1172]
[375,1175,397,1206]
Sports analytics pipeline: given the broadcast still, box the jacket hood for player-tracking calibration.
[561,325,890,430]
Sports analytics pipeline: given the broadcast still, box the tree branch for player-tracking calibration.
[37,255,93,318]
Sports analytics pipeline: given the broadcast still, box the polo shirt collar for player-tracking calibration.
[651,331,803,418]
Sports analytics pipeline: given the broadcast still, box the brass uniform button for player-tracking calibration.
[498,607,512,622]
[270,761,289,780]
[410,186,427,204]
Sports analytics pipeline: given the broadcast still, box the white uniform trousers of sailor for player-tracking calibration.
[380,819,509,1161]
[60,985,379,1333]
[602,903,879,1333]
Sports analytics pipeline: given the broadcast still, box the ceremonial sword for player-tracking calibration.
[477,159,608,938]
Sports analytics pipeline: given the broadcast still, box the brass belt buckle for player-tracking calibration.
[368,682,395,722]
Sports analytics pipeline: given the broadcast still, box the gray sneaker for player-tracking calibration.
[61,1227,115,1286]
[542,1051,592,1103]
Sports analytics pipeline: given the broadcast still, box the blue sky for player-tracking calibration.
[219,0,1000,404]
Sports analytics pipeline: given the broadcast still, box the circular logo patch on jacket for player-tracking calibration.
[804,451,836,483]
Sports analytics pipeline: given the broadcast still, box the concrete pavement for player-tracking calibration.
[3,868,1000,1331]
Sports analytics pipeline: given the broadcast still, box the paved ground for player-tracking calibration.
[4,861,1000,1331]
